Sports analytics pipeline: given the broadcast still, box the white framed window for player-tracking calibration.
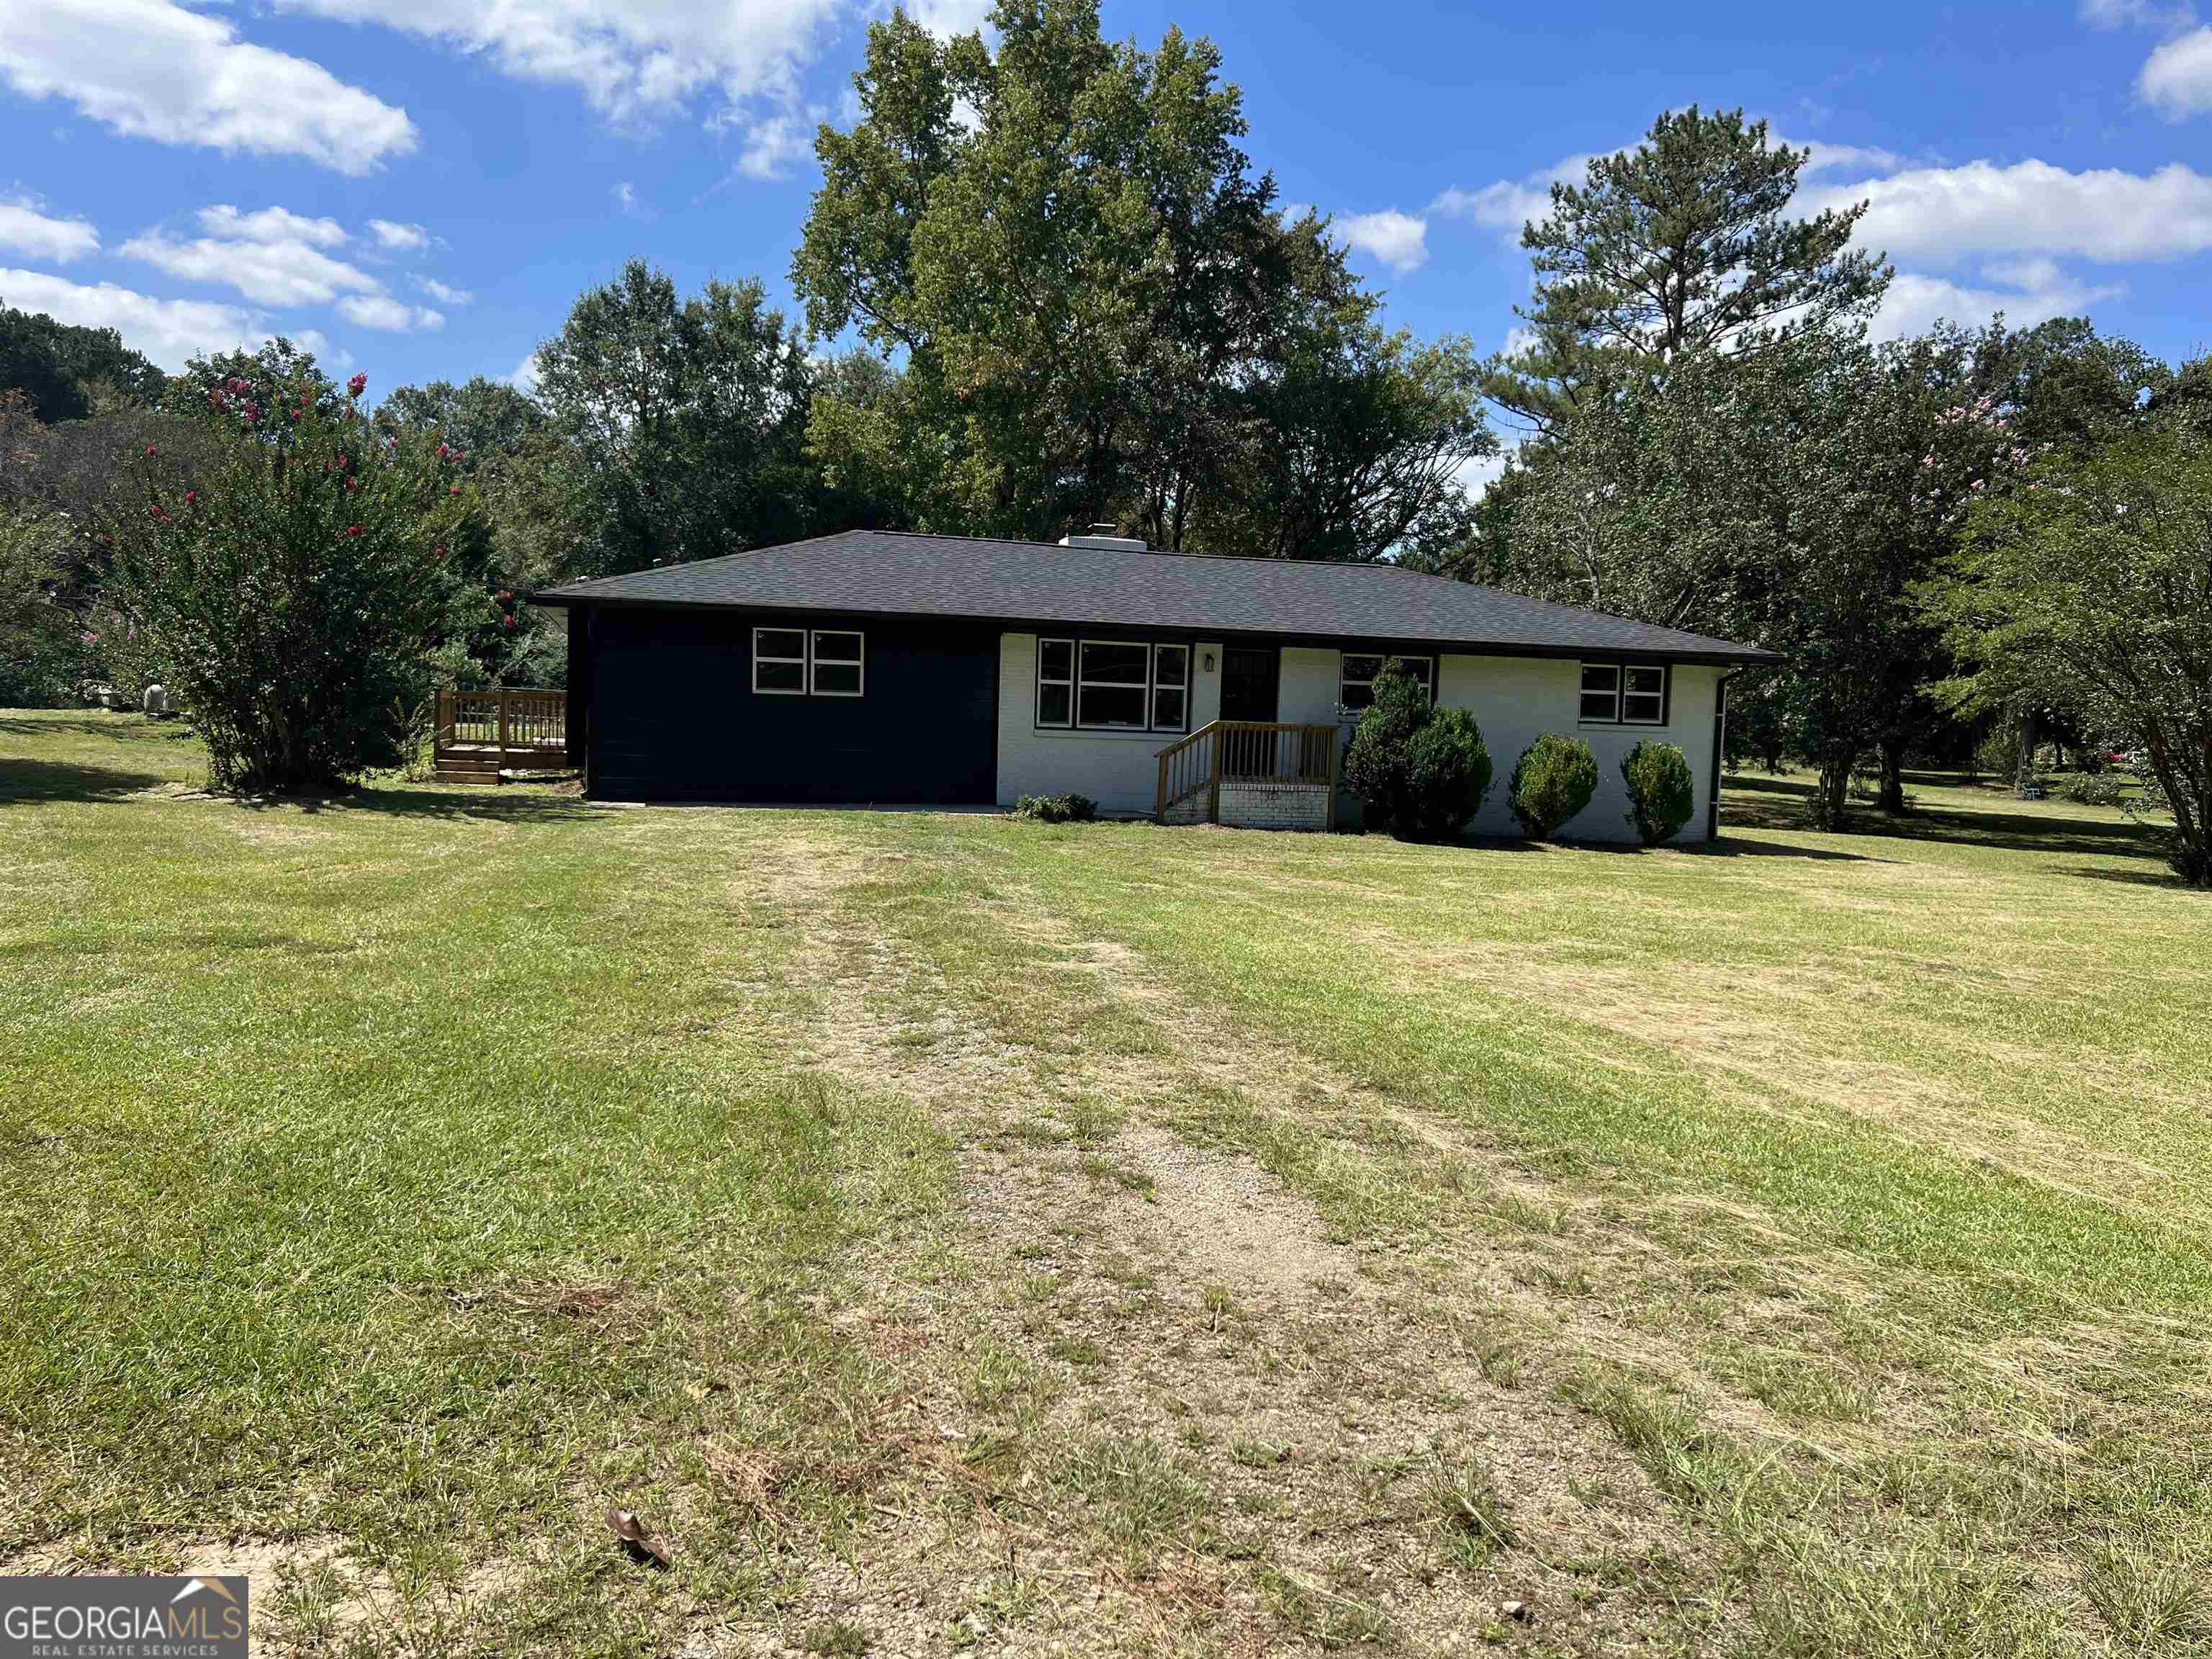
[1578,663,1620,722]
[1033,637,1190,733]
[754,627,807,695]
[1580,662,1667,724]
[811,630,865,697]
[1037,637,1074,728]
[1339,653,1435,713]
[1152,644,1190,731]
[1622,664,1666,724]
[1077,639,1151,729]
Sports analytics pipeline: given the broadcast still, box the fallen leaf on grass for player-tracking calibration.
[606,1506,671,1568]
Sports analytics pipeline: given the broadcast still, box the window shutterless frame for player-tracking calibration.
[1339,652,1435,713]
[1036,637,1075,728]
[1033,636,1190,734]
[1622,663,1666,724]
[810,630,865,697]
[755,626,866,698]
[1076,639,1151,729]
[1579,662,1668,724]
[754,627,808,695]
[1151,643,1190,731]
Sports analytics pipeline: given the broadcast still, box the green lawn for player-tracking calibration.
[3,709,2206,1657]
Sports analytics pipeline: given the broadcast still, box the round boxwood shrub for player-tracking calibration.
[1509,734,1599,840]
[1620,739,1695,845]
[1341,660,1432,834]
[1400,708,1494,840]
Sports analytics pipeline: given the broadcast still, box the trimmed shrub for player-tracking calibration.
[1013,793,1096,824]
[1341,660,1431,833]
[1620,739,1696,845]
[1401,709,1494,840]
[1509,734,1599,840]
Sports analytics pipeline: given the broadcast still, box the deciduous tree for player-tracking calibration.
[532,261,817,576]
[1932,400,2212,886]
[796,0,1488,557]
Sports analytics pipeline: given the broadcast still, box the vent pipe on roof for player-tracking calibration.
[1059,521,1150,552]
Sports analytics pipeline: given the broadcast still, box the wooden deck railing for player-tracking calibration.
[433,686,572,777]
[1154,720,1339,826]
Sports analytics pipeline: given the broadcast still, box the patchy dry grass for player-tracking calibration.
[3,709,2208,1656]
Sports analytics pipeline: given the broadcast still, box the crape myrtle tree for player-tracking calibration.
[106,367,495,793]
[1931,397,2212,886]
[794,0,1490,557]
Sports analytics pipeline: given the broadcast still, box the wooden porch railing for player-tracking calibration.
[433,686,572,782]
[1154,720,1339,827]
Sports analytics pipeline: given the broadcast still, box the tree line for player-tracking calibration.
[1415,104,2211,881]
[1,1,2206,883]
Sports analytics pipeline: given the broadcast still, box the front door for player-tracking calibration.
[1219,647,1280,722]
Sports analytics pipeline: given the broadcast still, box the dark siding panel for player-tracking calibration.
[585,609,997,804]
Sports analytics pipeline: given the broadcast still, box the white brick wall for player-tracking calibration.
[996,631,1222,816]
[1435,654,1719,842]
[995,632,1722,841]
[1218,781,1331,831]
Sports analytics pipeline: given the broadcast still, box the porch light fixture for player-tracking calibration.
[1202,652,1215,672]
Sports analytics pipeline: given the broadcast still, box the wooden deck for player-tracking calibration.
[433,688,574,784]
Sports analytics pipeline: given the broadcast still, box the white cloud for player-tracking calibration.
[336,294,444,331]
[611,181,638,215]
[368,218,430,251]
[1432,178,1551,234]
[271,0,848,124]
[0,0,416,174]
[197,204,348,248]
[1454,448,1509,500]
[1434,132,1898,246]
[1794,139,1906,176]
[287,327,353,372]
[0,197,99,263]
[414,275,472,305]
[907,0,995,37]
[509,351,542,395]
[0,265,261,369]
[1805,158,2212,264]
[120,228,382,307]
[734,111,811,181]
[1431,155,1591,240]
[1336,209,1429,274]
[2079,0,2198,29]
[2141,26,2212,116]
[1870,269,2123,341]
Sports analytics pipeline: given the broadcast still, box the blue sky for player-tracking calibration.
[3,0,2210,445]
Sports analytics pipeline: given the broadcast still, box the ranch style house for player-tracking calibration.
[529,527,1777,841]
